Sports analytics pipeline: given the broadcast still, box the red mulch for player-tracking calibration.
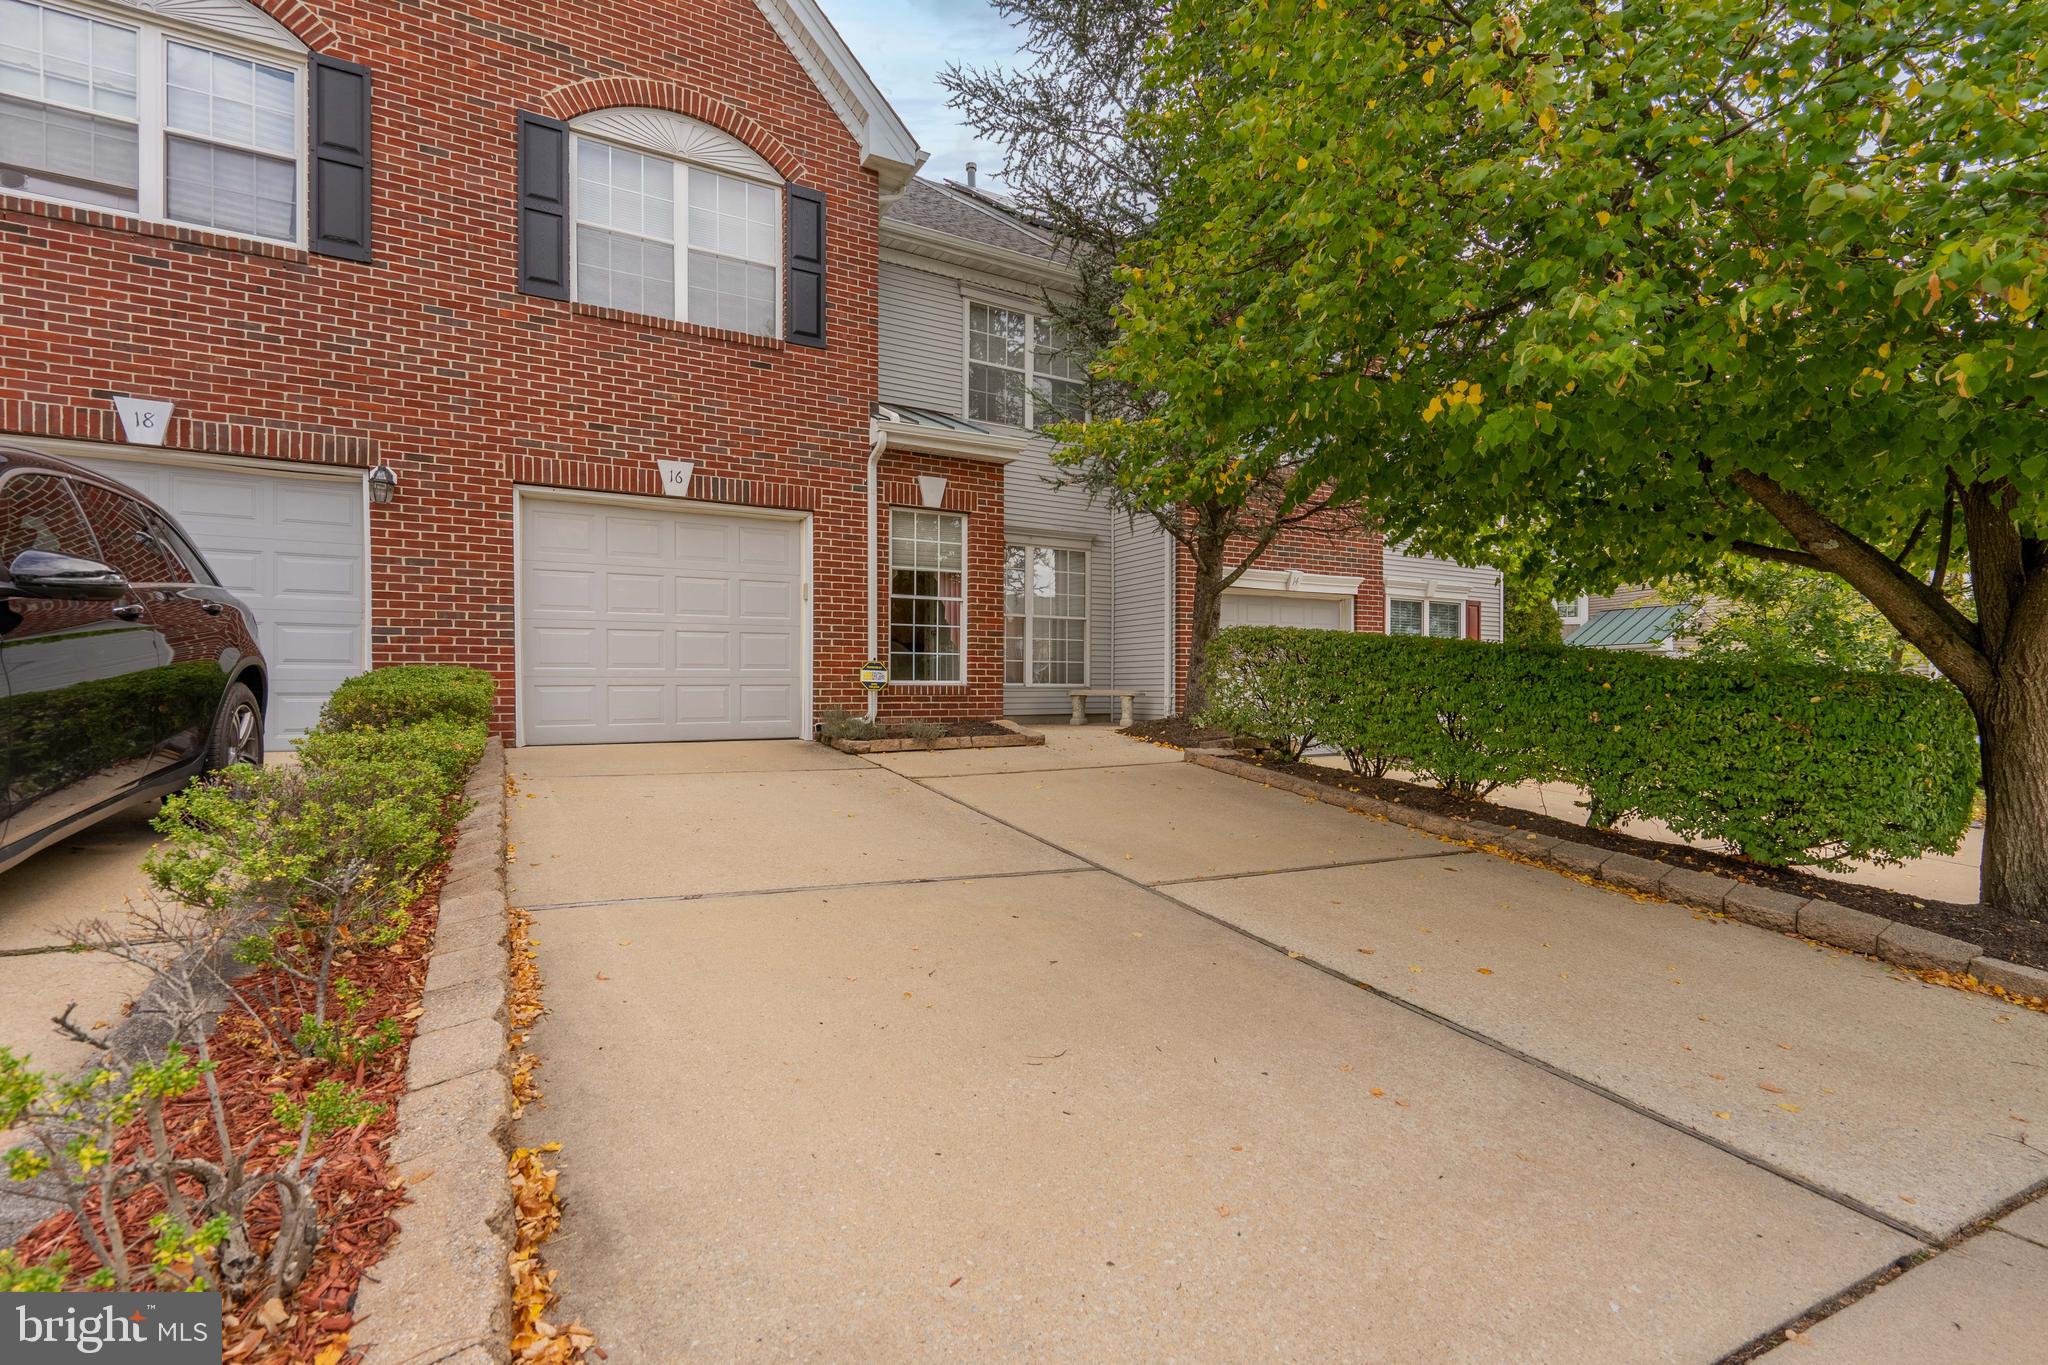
[9,859,450,1365]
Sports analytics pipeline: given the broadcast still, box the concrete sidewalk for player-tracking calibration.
[512,724,2047,1362]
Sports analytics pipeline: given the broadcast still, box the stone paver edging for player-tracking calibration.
[354,740,516,1365]
[826,718,1046,754]
[1185,749,2048,1000]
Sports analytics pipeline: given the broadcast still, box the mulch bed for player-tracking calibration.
[8,863,448,1364]
[1125,718,2042,970]
[864,718,1015,739]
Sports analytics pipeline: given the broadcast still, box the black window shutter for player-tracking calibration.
[308,55,372,261]
[517,112,571,300]
[786,184,826,347]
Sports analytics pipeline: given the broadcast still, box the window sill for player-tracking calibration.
[1,194,310,261]
[569,301,787,351]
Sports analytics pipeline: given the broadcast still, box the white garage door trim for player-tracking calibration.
[512,487,813,747]
[25,439,371,747]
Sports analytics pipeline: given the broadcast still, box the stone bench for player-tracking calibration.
[1068,689,1139,727]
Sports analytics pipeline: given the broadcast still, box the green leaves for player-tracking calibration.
[1200,625,1978,868]
[1110,0,2048,566]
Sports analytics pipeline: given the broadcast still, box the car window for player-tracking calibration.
[0,474,101,565]
[147,512,215,586]
[71,482,187,584]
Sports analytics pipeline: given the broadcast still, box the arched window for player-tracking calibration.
[0,0,308,242]
[567,108,782,336]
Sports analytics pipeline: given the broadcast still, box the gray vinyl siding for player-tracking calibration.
[1003,432,1116,717]
[1108,517,1173,720]
[878,260,964,412]
[1382,548,1506,642]
[875,251,1140,716]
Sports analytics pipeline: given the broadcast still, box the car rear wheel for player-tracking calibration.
[207,681,265,772]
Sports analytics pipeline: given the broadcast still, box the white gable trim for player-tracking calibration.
[750,0,923,189]
[106,0,305,51]
[572,109,779,183]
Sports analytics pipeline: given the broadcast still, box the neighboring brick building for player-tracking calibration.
[1,0,1013,742]
[3,0,1499,744]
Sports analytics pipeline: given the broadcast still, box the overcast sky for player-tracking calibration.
[826,0,1025,190]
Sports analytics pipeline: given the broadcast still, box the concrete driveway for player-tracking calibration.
[510,725,2047,1363]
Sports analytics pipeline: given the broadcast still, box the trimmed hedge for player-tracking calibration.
[1200,627,1979,870]
[319,664,497,733]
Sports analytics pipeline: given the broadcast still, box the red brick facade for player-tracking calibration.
[1171,518,1388,709]
[0,0,1002,735]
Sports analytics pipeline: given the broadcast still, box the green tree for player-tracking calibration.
[1097,0,2045,916]
[943,0,1369,714]
[1675,559,1929,672]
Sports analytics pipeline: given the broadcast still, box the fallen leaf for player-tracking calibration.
[1899,1195,1917,1205]
[1476,968,1493,975]
[1709,1073,1727,1081]
[1776,1102,1801,1113]
[1714,1111,1731,1120]
[256,1298,288,1330]
[1759,1082,1787,1094]
[1358,947,1376,955]
[1370,1087,1385,1097]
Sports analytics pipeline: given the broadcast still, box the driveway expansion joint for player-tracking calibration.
[875,752,1935,1248]
[1151,848,1473,886]
[521,864,1089,913]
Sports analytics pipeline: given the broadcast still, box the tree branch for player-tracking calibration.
[1728,468,1991,698]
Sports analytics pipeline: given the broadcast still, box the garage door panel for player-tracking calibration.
[528,626,596,671]
[603,572,666,615]
[675,631,729,670]
[673,686,731,722]
[529,508,596,555]
[520,497,805,744]
[274,552,359,601]
[674,576,730,616]
[603,516,667,560]
[675,522,730,561]
[604,629,665,670]
[532,684,598,727]
[738,684,794,724]
[270,623,361,668]
[68,451,367,748]
[528,567,598,613]
[737,525,795,567]
[736,578,794,620]
[737,632,793,673]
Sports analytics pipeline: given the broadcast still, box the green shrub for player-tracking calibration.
[1199,627,1978,869]
[295,717,487,794]
[319,665,496,733]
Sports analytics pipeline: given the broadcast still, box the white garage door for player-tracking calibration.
[1221,591,1351,630]
[518,497,805,744]
[68,451,367,747]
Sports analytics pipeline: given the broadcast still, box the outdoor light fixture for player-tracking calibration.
[367,465,398,504]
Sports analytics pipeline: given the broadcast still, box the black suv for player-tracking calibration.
[0,446,267,874]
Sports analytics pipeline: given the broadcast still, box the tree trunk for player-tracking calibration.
[1181,518,1231,719]
[1976,646,2048,917]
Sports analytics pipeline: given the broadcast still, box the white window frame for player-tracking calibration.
[961,297,1084,431]
[887,508,967,686]
[1556,595,1590,627]
[0,0,308,246]
[1389,596,1467,639]
[567,127,783,337]
[1004,541,1089,688]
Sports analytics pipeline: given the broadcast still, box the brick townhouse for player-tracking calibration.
[2,0,1494,746]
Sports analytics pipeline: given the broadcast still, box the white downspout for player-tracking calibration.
[866,427,885,723]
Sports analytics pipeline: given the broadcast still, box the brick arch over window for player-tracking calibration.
[539,80,809,184]
[244,0,345,54]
